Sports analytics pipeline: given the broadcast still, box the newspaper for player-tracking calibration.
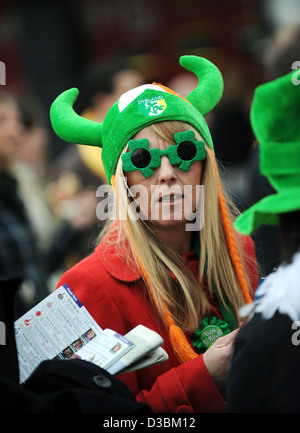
[14,284,168,383]
[107,325,168,375]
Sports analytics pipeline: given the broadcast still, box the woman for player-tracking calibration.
[227,69,300,412]
[50,55,259,413]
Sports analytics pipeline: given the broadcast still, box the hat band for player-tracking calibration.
[260,141,300,176]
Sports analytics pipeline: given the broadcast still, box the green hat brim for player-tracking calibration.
[234,187,300,235]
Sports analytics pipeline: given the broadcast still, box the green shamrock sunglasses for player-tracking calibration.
[121,130,206,178]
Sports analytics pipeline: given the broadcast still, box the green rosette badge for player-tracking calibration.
[191,316,231,353]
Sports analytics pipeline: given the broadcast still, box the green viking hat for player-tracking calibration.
[234,69,300,235]
[50,55,224,185]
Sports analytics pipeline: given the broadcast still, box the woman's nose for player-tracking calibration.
[158,155,177,184]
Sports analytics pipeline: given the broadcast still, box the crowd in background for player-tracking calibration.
[1,18,300,319]
[0,1,300,419]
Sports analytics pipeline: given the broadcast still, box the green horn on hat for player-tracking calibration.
[180,56,224,116]
[50,87,103,147]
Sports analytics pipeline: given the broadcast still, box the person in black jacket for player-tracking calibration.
[226,69,300,412]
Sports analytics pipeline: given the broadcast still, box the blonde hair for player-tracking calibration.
[98,121,254,338]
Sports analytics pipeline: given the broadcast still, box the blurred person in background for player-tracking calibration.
[11,95,57,251]
[0,89,99,318]
[14,95,102,277]
[0,90,48,316]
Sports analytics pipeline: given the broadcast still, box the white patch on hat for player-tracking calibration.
[118,84,166,112]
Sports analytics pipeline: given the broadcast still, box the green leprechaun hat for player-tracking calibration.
[50,55,223,185]
[234,69,300,235]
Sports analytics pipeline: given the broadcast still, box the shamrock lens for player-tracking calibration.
[131,148,152,168]
[177,141,197,161]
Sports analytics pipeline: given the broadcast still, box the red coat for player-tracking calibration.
[56,228,258,413]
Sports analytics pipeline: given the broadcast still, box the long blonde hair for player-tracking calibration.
[97,121,254,335]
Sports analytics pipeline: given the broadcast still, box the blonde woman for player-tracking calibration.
[50,56,259,413]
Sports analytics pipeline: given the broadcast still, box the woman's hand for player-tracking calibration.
[203,329,239,391]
